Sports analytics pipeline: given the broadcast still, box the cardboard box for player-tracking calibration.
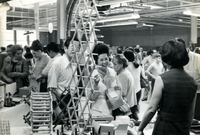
[19,86,30,97]
[92,120,114,135]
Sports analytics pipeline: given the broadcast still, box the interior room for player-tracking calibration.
[0,0,200,135]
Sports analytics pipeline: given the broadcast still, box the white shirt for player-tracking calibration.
[184,51,200,92]
[127,62,141,93]
[42,54,61,76]
[47,54,77,96]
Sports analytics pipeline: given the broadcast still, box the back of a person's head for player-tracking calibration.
[1,47,6,52]
[46,42,59,53]
[116,47,123,54]
[159,38,189,68]
[7,44,13,49]
[147,50,153,56]
[30,40,43,51]
[124,49,135,62]
[134,48,140,53]
[92,43,109,64]
[124,49,139,68]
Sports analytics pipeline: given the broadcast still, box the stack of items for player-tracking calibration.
[30,91,53,135]
[191,119,200,134]
[0,120,10,135]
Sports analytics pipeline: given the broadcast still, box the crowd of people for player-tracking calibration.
[0,37,200,135]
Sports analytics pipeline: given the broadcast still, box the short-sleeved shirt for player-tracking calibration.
[47,54,77,96]
[184,51,200,91]
[34,53,50,78]
[42,54,61,76]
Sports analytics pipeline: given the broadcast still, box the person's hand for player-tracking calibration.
[137,130,144,135]
[5,77,14,83]
[114,85,121,91]
[94,74,100,86]
[8,72,18,78]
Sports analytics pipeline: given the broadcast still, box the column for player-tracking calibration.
[191,16,197,44]
[0,11,7,47]
[57,0,66,44]
[34,3,39,40]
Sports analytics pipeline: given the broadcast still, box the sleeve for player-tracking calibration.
[118,74,128,97]
[196,55,200,75]
[42,60,52,76]
[47,63,59,89]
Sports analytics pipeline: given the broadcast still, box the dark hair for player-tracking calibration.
[125,47,134,52]
[115,54,128,69]
[123,49,139,68]
[46,42,59,53]
[117,47,123,54]
[1,47,6,52]
[159,39,189,68]
[64,36,79,49]
[155,53,161,58]
[92,43,109,64]
[24,47,33,59]
[11,45,23,56]
[7,44,13,48]
[134,48,140,53]
[30,40,43,51]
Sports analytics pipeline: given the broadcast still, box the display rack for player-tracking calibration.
[52,0,100,134]
[30,91,53,135]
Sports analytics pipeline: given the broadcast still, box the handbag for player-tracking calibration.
[105,86,124,110]
[119,101,131,114]
[140,75,148,88]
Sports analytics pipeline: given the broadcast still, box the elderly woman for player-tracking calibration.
[0,45,29,94]
[112,54,137,118]
[88,43,117,116]
[137,38,197,135]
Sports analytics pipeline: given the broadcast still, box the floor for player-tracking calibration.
[0,96,199,135]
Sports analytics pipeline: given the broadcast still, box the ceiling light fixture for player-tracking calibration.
[97,0,138,6]
[183,9,200,17]
[97,12,140,23]
[96,21,138,27]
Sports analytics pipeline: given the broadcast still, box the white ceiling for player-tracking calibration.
[4,0,200,31]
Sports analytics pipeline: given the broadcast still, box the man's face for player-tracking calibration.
[32,50,42,58]
[65,40,80,58]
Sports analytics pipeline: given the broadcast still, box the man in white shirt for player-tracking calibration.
[182,39,200,120]
[48,37,80,125]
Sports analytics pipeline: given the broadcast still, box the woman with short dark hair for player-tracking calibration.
[137,38,197,135]
[88,43,117,116]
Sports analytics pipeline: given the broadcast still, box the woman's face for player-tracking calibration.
[113,57,122,73]
[97,53,109,68]
[14,50,23,60]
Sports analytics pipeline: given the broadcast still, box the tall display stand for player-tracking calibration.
[52,0,100,134]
